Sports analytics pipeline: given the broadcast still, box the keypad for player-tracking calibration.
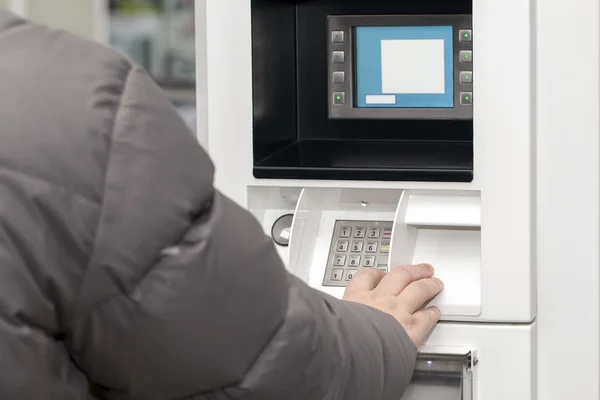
[323,220,393,287]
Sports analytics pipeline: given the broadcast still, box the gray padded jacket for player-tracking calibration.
[0,10,416,400]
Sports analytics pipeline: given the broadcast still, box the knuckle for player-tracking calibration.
[414,279,430,292]
[392,265,412,275]
[366,290,379,302]
[390,263,433,281]
[355,268,378,279]
[419,307,441,323]
[390,265,413,282]
[413,313,429,326]
[421,278,442,294]
[403,314,418,327]
[350,270,369,284]
[430,307,442,320]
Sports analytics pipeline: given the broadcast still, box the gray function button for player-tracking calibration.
[460,50,472,63]
[363,256,376,267]
[333,71,345,84]
[459,29,472,42]
[336,240,349,252]
[382,227,392,239]
[333,254,346,266]
[377,256,389,270]
[332,30,345,43]
[351,241,364,252]
[332,51,345,63]
[333,92,346,104]
[348,255,361,267]
[345,269,358,281]
[460,71,473,83]
[460,92,473,105]
[365,241,378,253]
[331,268,344,281]
[380,240,390,253]
[354,226,366,238]
[339,226,352,238]
[367,227,381,238]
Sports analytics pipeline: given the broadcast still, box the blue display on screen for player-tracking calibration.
[355,25,454,108]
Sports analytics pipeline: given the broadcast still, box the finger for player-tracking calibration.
[397,278,444,314]
[410,306,441,347]
[344,268,386,295]
[374,264,435,296]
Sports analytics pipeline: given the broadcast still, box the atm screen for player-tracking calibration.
[328,14,472,120]
[354,26,454,109]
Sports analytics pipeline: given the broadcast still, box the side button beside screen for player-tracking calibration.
[459,50,472,63]
[332,31,344,43]
[460,71,473,83]
[460,92,473,105]
[333,92,346,104]
[332,51,345,63]
[333,71,345,84]
[459,29,472,42]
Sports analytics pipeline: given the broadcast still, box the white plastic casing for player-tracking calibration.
[197,0,600,398]
[199,0,534,324]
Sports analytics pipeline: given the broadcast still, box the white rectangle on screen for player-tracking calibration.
[365,95,397,105]
[381,39,445,94]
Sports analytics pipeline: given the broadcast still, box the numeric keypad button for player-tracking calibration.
[363,256,376,267]
[354,226,366,238]
[345,269,358,281]
[333,254,346,266]
[367,227,381,238]
[331,268,344,281]
[336,240,349,252]
[340,226,352,238]
[348,255,361,267]
[350,241,364,252]
[365,241,378,253]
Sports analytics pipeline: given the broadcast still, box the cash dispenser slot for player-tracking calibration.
[402,347,475,400]
[250,0,474,183]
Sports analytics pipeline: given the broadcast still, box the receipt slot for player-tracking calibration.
[201,0,539,398]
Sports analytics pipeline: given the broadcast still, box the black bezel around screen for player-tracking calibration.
[328,14,473,120]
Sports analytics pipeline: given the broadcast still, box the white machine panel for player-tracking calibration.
[202,0,535,324]
[195,0,565,397]
[287,187,517,322]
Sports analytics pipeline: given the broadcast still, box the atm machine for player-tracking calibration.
[197,0,600,398]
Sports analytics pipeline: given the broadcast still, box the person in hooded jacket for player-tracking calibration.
[0,10,444,400]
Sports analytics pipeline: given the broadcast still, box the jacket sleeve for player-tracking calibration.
[67,66,417,400]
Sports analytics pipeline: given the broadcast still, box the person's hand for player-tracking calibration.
[342,264,443,348]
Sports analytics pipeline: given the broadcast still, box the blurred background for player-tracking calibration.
[0,0,197,132]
